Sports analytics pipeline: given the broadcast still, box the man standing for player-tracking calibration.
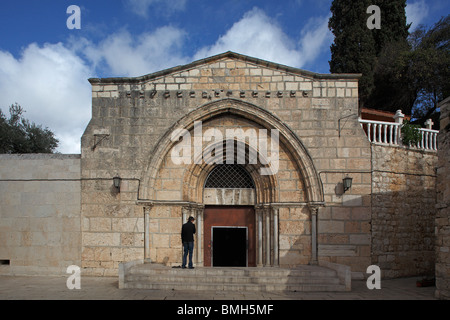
[181,216,196,269]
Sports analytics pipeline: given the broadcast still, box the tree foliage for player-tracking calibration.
[328,0,450,126]
[369,15,450,127]
[329,0,410,108]
[401,120,422,146]
[0,103,59,154]
[329,0,377,107]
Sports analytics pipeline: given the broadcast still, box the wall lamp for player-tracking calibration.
[113,176,122,192]
[343,176,353,192]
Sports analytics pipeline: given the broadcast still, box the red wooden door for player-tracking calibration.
[203,206,256,267]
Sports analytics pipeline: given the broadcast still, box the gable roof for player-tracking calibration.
[88,51,361,84]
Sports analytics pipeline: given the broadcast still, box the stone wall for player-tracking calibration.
[371,145,437,278]
[0,53,440,279]
[436,97,450,299]
[0,154,81,275]
[81,52,372,275]
[80,177,143,276]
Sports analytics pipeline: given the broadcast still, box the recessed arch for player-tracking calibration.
[182,138,278,204]
[139,98,324,205]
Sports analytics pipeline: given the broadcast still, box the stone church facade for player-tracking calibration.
[82,51,371,274]
[0,52,445,295]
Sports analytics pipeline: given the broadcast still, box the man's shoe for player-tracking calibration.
[182,266,186,269]
[189,266,194,269]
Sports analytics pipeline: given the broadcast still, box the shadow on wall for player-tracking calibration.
[371,188,436,279]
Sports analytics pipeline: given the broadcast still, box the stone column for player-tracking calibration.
[256,206,263,267]
[310,206,318,265]
[144,205,153,263]
[265,206,271,266]
[195,205,204,266]
[182,206,190,225]
[273,207,279,267]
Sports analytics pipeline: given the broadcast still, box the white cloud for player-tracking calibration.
[194,8,301,67]
[406,0,429,31]
[0,7,333,155]
[73,7,332,77]
[297,15,333,69]
[0,43,93,154]
[78,26,189,77]
[126,0,187,18]
[194,7,332,70]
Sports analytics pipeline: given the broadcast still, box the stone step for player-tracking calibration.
[128,265,337,278]
[121,264,347,292]
[121,281,346,292]
[125,274,341,285]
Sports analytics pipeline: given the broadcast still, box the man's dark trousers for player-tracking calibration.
[182,242,194,268]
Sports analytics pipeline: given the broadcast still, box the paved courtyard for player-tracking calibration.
[0,275,437,300]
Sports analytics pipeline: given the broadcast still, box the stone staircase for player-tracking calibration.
[119,262,350,292]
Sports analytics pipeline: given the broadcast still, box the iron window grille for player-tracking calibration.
[204,164,255,189]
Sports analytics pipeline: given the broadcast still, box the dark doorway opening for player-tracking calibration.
[212,227,247,267]
[203,206,256,267]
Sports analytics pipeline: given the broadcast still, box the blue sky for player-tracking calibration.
[0,0,448,153]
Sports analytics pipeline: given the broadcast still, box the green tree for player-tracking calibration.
[329,0,376,107]
[368,15,450,126]
[371,0,409,56]
[408,16,450,125]
[329,0,410,108]
[0,103,59,154]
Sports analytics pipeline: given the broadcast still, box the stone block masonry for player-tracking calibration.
[0,154,81,275]
[0,52,439,280]
[371,145,437,278]
[83,52,369,274]
[436,96,450,299]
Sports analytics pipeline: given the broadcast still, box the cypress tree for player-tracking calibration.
[366,0,411,111]
[372,0,409,55]
[329,0,410,109]
[329,0,376,108]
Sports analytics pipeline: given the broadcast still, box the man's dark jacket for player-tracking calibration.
[181,221,196,243]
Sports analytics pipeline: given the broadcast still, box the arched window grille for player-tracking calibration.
[204,164,255,189]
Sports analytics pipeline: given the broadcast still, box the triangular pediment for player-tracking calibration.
[89,51,360,85]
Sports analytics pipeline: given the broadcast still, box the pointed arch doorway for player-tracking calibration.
[141,99,324,268]
[203,164,256,267]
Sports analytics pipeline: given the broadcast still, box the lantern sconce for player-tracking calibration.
[343,176,353,193]
[113,175,122,192]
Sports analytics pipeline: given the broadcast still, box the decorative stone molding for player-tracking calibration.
[140,98,323,205]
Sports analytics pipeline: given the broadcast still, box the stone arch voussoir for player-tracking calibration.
[140,98,324,205]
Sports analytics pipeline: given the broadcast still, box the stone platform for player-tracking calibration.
[119,261,350,292]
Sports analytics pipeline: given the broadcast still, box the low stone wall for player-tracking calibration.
[0,154,81,275]
[371,145,437,278]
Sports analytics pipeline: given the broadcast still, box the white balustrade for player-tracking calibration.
[358,119,438,151]
[359,119,401,145]
[418,128,439,151]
